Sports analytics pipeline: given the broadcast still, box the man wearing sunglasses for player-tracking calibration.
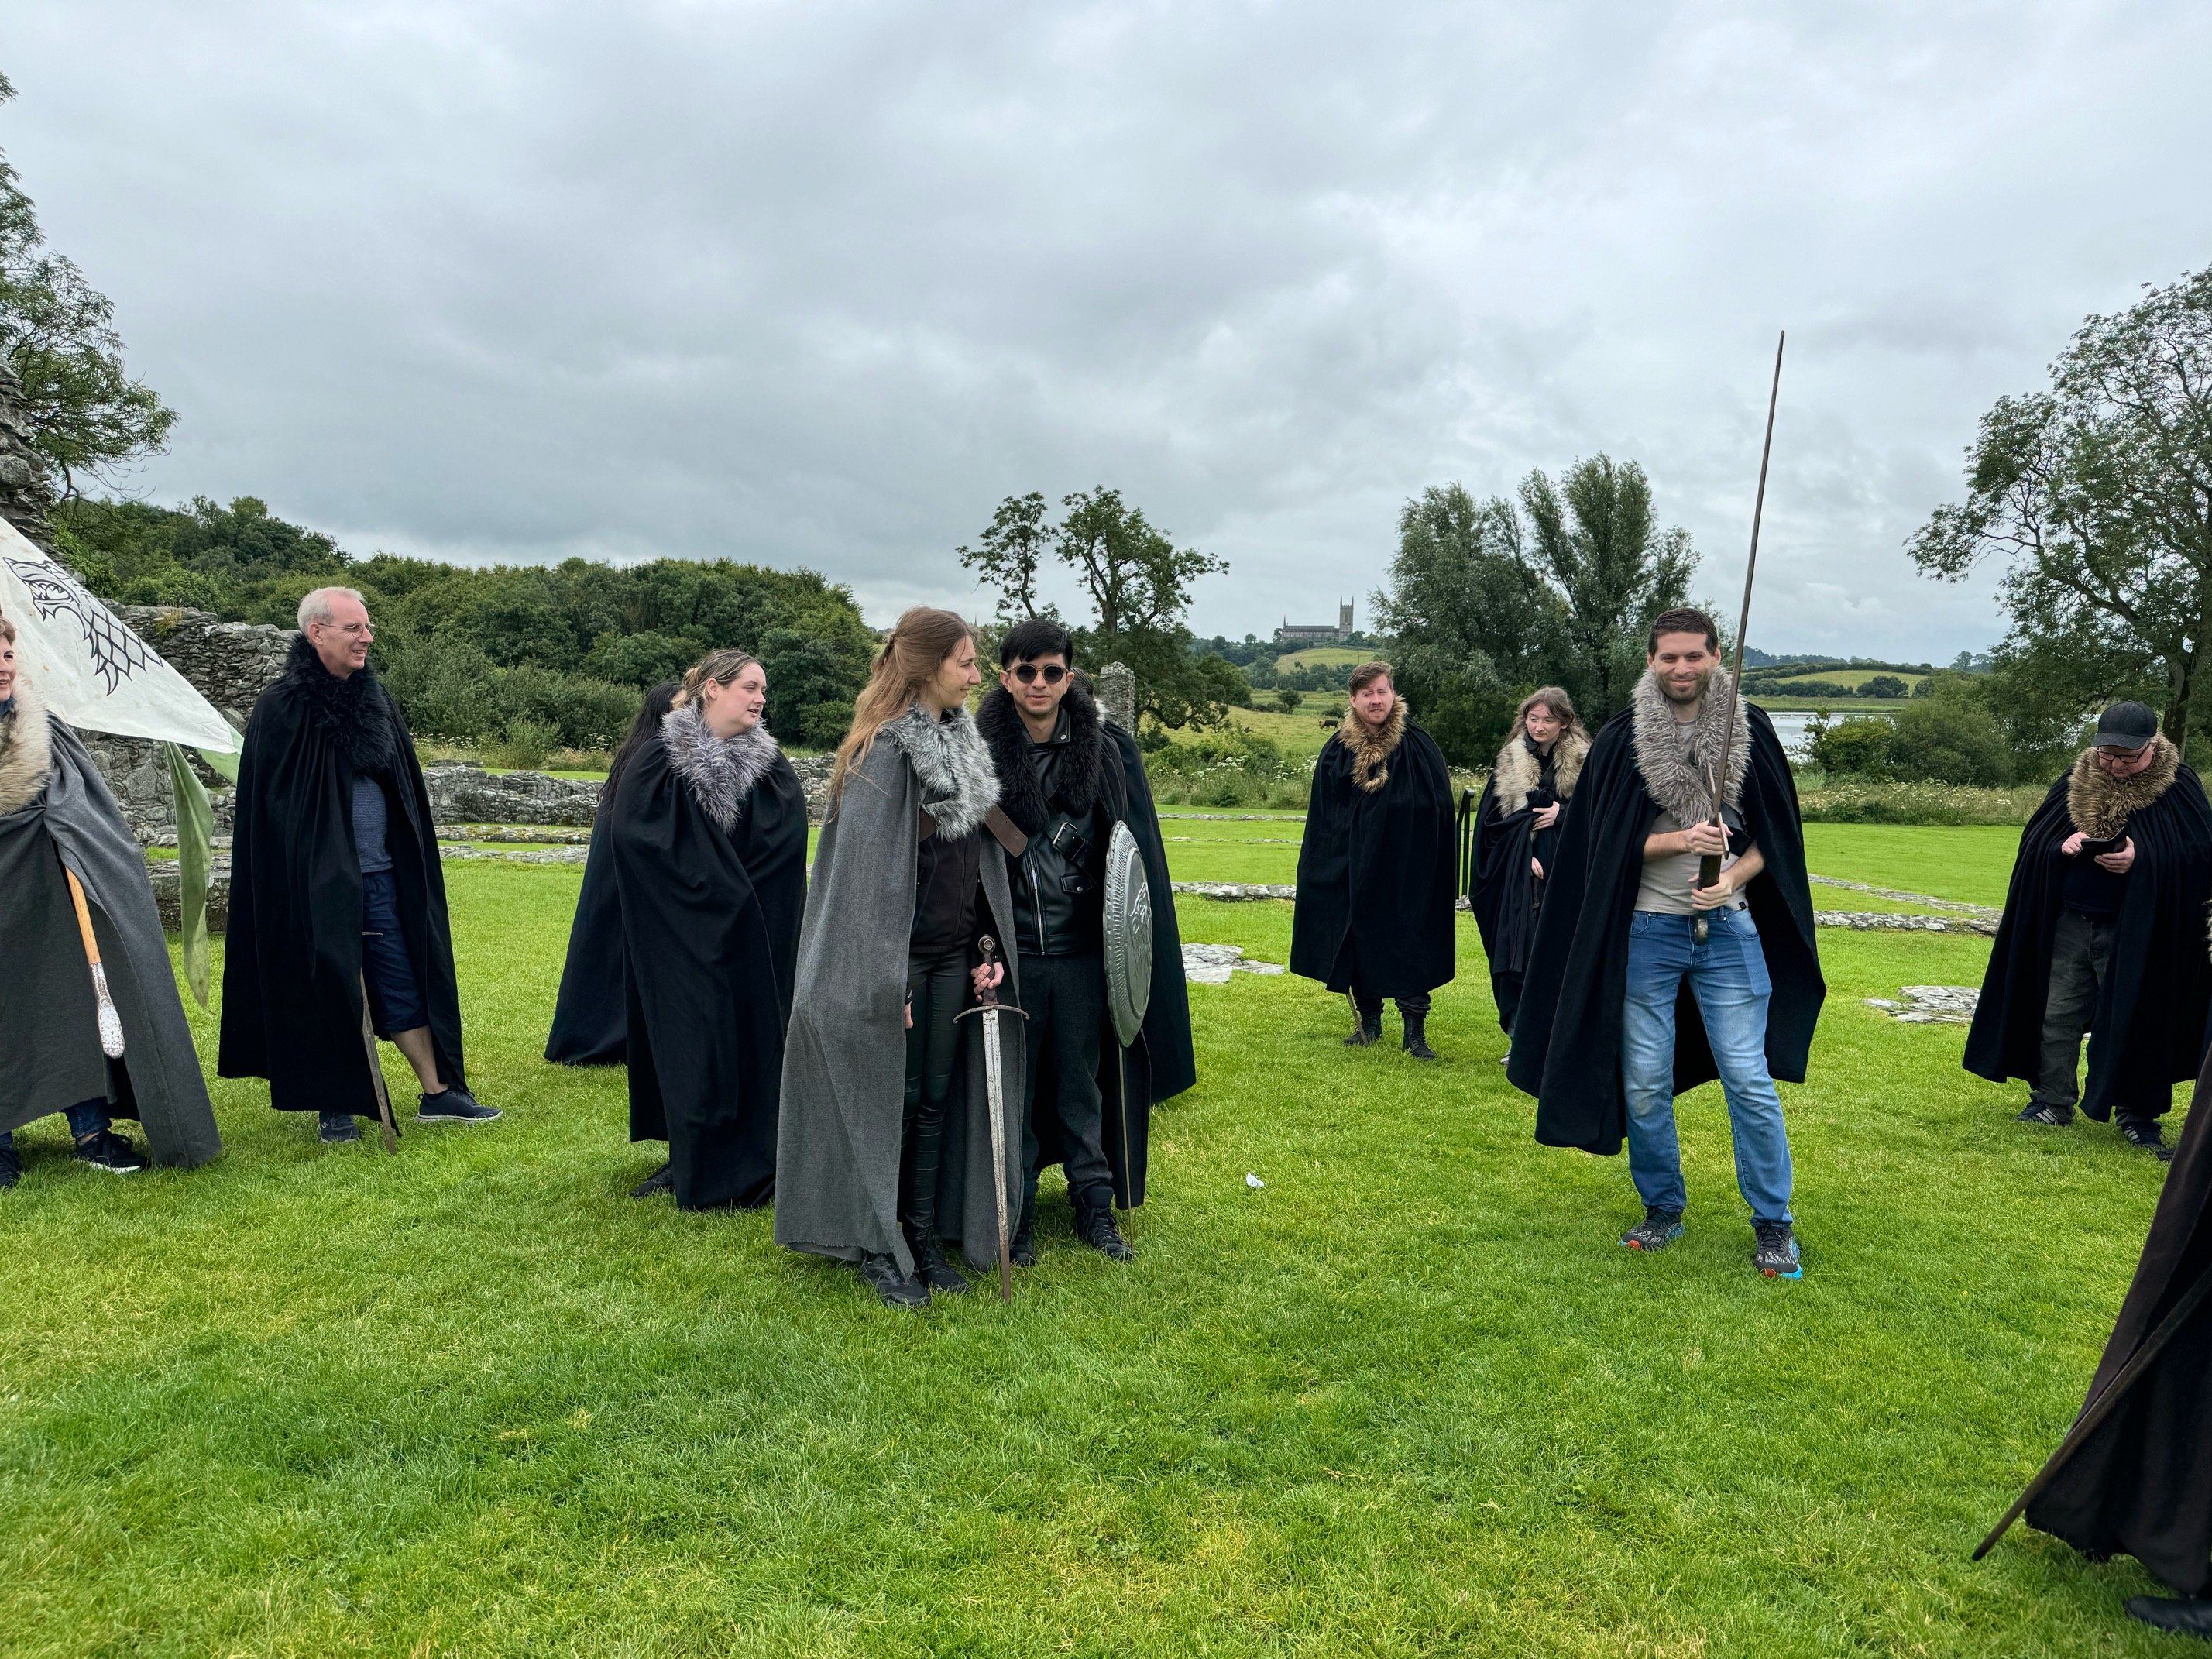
[976,619,1195,1265]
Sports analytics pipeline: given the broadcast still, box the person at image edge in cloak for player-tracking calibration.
[1506,607,1823,1279]
[1290,661,1458,1057]
[1471,685,1591,1035]
[219,587,499,1141]
[544,681,678,1066]
[2018,1036,2212,1640]
[775,607,1027,1310]
[609,651,806,1208]
[1,613,219,1187]
[1964,699,2212,1162]
[974,617,1197,1266]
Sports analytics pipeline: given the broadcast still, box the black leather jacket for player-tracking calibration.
[1010,723,1107,957]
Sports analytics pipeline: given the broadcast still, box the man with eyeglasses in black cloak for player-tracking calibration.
[975,619,1195,1264]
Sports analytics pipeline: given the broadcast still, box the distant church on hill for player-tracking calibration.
[1274,600,1354,647]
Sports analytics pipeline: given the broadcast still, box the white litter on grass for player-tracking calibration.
[1863,985,1980,1024]
[1181,943,1287,985]
[1246,1173,1266,1189]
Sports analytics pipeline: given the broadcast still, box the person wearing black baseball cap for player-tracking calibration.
[1966,701,2212,1158]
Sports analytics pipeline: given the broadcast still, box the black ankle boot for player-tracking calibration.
[1075,1197,1134,1262]
[1402,1014,1437,1060]
[1011,1197,1037,1269]
[1344,1010,1383,1046]
[905,1223,971,1294]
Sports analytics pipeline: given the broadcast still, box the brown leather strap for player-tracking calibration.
[984,805,1029,857]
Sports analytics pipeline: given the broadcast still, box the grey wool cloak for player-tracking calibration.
[775,704,1025,1277]
[0,675,221,1165]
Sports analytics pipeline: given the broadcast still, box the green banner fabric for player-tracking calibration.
[166,740,215,1006]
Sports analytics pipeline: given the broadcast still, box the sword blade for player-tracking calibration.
[979,1006,1013,1300]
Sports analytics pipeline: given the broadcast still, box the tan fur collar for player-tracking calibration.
[1492,728,1588,810]
[2068,736,2180,840]
[0,672,54,816]
[1338,696,1407,793]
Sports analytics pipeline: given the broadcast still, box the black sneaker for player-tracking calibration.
[2016,1101,2074,1127]
[0,1141,19,1190]
[2118,1115,2174,1161]
[1620,1207,1685,1252]
[417,1087,501,1124]
[1075,1200,1135,1262]
[73,1131,149,1175]
[858,1252,929,1309]
[630,1162,675,1199]
[1753,1220,1803,1280]
[906,1227,971,1294]
[2126,1596,2212,1638]
[319,1111,361,1144]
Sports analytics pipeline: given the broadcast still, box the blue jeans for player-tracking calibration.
[0,1099,112,1149]
[1620,909,1794,1224]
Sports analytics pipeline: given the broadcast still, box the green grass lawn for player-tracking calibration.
[0,823,2183,1654]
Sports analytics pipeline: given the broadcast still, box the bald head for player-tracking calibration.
[300,586,373,678]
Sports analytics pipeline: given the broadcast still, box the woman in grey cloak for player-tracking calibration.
[775,607,1026,1308]
[0,615,220,1185]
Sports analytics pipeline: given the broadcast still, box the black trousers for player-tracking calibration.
[1355,989,1431,1022]
[901,950,967,1235]
[2034,909,2163,1120]
[1018,952,1112,1211]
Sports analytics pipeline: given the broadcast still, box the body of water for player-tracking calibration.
[1764,707,1897,760]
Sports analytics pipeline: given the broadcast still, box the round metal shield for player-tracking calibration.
[1103,820,1153,1048]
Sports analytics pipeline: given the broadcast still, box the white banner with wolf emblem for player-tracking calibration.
[0,517,238,754]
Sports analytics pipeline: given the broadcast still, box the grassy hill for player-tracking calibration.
[1273,646,1369,672]
[1762,668,1929,693]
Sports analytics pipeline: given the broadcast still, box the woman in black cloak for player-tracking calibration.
[544,681,677,1065]
[1470,686,1589,1034]
[606,651,807,1208]
[1290,660,1459,1060]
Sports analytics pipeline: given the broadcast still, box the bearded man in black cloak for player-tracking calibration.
[1,614,220,1185]
[974,618,1197,1266]
[1290,661,1458,1059]
[545,681,678,1066]
[1965,700,2212,1161]
[1471,685,1590,1034]
[1506,609,1822,1279]
[2011,1040,2212,1637]
[220,588,498,1142]
[606,651,807,1208]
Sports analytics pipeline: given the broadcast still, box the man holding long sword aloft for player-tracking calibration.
[1507,338,1825,1279]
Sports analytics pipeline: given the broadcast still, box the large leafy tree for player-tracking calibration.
[1911,264,2212,758]
[1,74,176,493]
[959,486,1239,726]
[1520,455,1697,723]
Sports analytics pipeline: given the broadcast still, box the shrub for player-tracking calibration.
[1808,715,1897,778]
[1887,695,2013,786]
[490,720,560,770]
[1863,674,1908,699]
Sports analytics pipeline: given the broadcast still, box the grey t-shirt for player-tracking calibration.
[1636,706,1747,914]
[352,774,393,875]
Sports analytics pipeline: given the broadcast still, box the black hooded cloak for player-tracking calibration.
[1506,676,1823,1153]
[1470,728,1589,1032]
[2025,1045,2212,1591]
[609,702,807,1210]
[1290,699,1458,1001]
[1964,740,2212,1120]
[219,636,465,1115]
[544,823,627,1064]
[0,677,221,1165]
[975,679,1196,1207]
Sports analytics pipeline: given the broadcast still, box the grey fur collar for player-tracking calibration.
[2067,735,2180,840]
[1630,667,1749,823]
[879,702,999,837]
[659,701,781,832]
[0,672,53,816]
[1492,728,1588,810]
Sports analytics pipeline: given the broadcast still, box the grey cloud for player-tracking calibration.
[5,1,2210,659]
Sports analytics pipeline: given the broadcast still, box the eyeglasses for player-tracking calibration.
[1011,664,1066,685]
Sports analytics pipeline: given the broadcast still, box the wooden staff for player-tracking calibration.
[63,868,125,1058]
[357,974,400,1156]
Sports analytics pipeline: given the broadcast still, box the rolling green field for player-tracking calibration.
[1758,668,1930,694]
[1272,646,1369,672]
[0,821,2183,1656]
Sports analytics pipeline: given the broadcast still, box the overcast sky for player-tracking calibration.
[6,2,2208,658]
